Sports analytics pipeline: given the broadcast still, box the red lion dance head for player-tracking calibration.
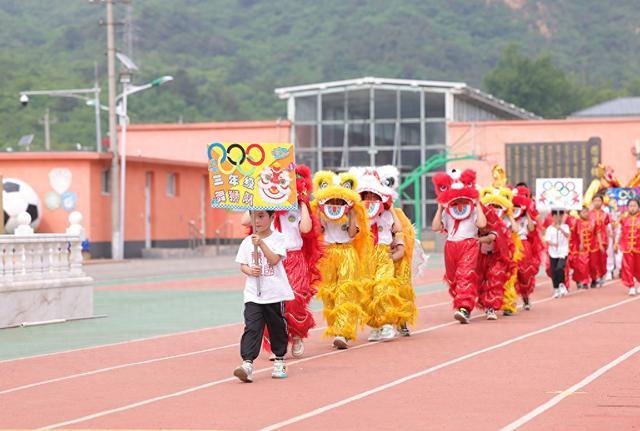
[511,185,534,220]
[432,169,479,221]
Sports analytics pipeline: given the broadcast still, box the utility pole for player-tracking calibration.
[37,108,56,151]
[106,0,121,260]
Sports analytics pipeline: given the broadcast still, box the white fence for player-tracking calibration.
[0,231,94,328]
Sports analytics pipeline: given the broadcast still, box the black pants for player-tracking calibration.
[549,257,567,289]
[240,301,288,361]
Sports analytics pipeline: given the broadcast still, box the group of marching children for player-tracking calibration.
[233,165,424,383]
[553,193,640,298]
[431,167,544,324]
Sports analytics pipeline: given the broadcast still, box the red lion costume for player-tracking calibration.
[263,164,323,352]
[476,196,516,313]
[433,169,481,316]
[512,185,544,301]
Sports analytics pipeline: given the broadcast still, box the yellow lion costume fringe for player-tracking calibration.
[311,171,372,340]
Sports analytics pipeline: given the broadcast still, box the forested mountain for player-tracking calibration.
[1,0,639,150]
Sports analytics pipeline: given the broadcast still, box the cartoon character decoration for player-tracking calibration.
[311,170,372,348]
[584,164,621,206]
[257,163,292,205]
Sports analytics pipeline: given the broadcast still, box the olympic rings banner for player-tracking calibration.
[535,178,583,210]
[207,142,298,211]
[606,188,640,212]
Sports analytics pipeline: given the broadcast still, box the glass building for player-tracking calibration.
[275,77,537,227]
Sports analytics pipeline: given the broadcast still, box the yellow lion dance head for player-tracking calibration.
[480,185,514,220]
[312,170,372,263]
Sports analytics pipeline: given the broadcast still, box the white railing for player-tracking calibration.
[0,234,86,283]
[0,211,94,328]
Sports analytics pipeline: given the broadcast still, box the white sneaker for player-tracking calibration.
[333,336,348,349]
[233,361,253,383]
[559,284,568,297]
[629,287,637,296]
[553,289,560,299]
[291,337,304,358]
[486,308,498,320]
[368,329,382,342]
[380,324,397,341]
[272,359,288,379]
[606,272,613,281]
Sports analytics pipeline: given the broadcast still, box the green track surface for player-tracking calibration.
[0,280,446,362]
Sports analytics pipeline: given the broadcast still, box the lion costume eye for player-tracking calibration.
[385,178,395,187]
[319,181,328,189]
[342,180,354,189]
[438,185,448,192]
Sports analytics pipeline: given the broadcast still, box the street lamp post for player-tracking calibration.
[117,74,173,258]
[18,87,103,152]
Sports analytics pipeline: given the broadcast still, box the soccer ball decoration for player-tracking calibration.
[3,178,42,234]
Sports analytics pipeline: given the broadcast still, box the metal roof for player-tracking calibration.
[274,76,540,120]
[570,97,640,118]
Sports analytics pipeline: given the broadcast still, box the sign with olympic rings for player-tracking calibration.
[535,178,583,210]
[207,142,298,211]
[606,188,640,212]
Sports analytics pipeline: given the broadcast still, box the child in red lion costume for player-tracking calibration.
[243,164,323,358]
[432,169,487,324]
[511,185,544,310]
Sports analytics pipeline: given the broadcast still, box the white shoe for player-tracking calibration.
[272,359,288,379]
[629,287,637,296]
[559,284,568,297]
[368,329,382,342]
[380,324,397,341]
[606,272,613,281]
[233,361,253,383]
[486,308,498,320]
[553,289,560,299]
[333,336,348,349]
[291,337,304,358]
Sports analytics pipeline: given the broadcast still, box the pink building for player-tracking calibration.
[0,120,291,258]
[449,117,640,188]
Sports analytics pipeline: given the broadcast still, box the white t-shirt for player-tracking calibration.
[442,210,478,242]
[517,217,530,240]
[545,224,570,258]
[322,219,352,244]
[235,231,294,304]
[278,210,303,251]
[372,210,395,245]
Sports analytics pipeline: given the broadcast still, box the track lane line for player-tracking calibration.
[0,299,448,396]
[0,280,451,365]
[500,344,640,431]
[256,294,634,430]
[2,278,556,395]
[37,280,571,430]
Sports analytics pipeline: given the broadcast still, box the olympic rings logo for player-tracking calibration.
[613,189,639,201]
[208,142,266,176]
[542,180,576,197]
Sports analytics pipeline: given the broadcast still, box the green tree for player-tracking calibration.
[484,44,581,118]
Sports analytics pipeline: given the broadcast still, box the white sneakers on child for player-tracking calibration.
[368,325,397,342]
[559,283,568,297]
[333,336,348,349]
[380,324,397,341]
[629,287,637,296]
[234,361,254,383]
[272,359,288,379]
[368,329,382,342]
[291,337,304,358]
[485,308,498,320]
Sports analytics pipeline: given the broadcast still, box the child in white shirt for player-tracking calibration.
[233,210,294,383]
[544,209,570,298]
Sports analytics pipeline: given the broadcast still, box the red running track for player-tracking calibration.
[1,279,638,430]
